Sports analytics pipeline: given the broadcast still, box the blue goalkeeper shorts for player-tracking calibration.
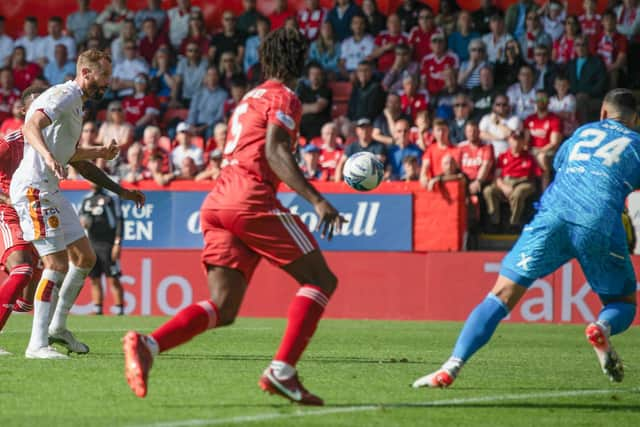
[500,208,637,300]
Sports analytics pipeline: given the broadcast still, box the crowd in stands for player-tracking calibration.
[0,0,639,235]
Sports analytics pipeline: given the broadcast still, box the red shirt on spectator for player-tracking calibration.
[458,141,494,181]
[420,52,459,95]
[319,147,343,181]
[409,27,440,62]
[524,112,561,149]
[423,143,460,177]
[553,36,577,64]
[298,8,327,41]
[578,14,602,38]
[12,63,41,92]
[0,117,23,137]
[122,94,160,125]
[400,90,429,122]
[497,150,535,178]
[0,89,20,124]
[140,32,171,64]
[270,9,296,31]
[179,34,210,57]
[224,98,238,121]
[596,32,628,67]
[374,31,409,73]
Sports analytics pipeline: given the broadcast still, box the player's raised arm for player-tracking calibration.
[22,110,66,179]
[69,139,120,162]
[70,160,146,208]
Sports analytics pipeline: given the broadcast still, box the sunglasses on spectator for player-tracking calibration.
[534,51,547,56]
[431,38,444,43]
[187,48,199,52]
[494,102,507,107]
[454,103,467,108]
[471,47,484,52]
[419,15,433,19]
[109,108,123,112]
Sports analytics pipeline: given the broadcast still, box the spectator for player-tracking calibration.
[179,15,210,57]
[578,0,602,39]
[412,109,436,149]
[449,11,480,63]
[244,16,270,73]
[347,60,386,122]
[553,15,581,65]
[14,17,42,63]
[402,156,420,181]
[339,15,375,78]
[10,46,41,91]
[326,0,362,42]
[112,40,150,98]
[318,122,344,181]
[0,99,24,137]
[374,92,410,145]
[218,51,242,92]
[223,74,248,121]
[168,0,201,48]
[85,24,108,51]
[382,44,419,94]
[597,10,628,90]
[187,66,228,140]
[419,118,461,190]
[297,62,332,140]
[39,16,76,66]
[495,39,525,90]
[518,10,552,64]
[420,32,460,96]
[472,0,501,35]
[66,0,98,46]
[118,142,147,183]
[388,117,423,180]
[541,0,568,42]
[140,125,171,174]
[177,157,199,180]
[532,44,558,94]
[506,0,539,39]
[171,122,204,170]
[300,144,324,180]
[135,0,168,31]
[507,64,536,120]
[175,41,208,106]
[208,122,228,154]
[237,0,266,36]
[458,120,494,197]
[433,67,461,116]
[269,0,295,31]
[409,7,440,63]
[482,130,536,229]
[97,101,134,162]
[471,65,498,119]
[397,0,429,33]
[482,12,513,64]
[371,14,409,74]
[449,93,474,144]
[548,74,577,137]
[299,0,328,41]
[110,19,137,66]
[335,117,387,180]
[0,17,12,68]
[309,22,342,77]
[196,149,223,181]
[567,34,608,123]
[149,47,177,104]
[362,0,387,36]
[43,44,76,86]
[524,89,562,189]
[436,0,461,36]
[96,0,135,41]
[0,68,19,125]
[458,38,488,90]
[147,153,175,185]
[479,93,522,157]
[209,10,246,69]
[122,74,160,140]
[139,17,170,66]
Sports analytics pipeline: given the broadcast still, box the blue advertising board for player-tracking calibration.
[64,190,412,251]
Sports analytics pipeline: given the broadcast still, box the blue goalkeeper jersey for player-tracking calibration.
[540,119,640,236]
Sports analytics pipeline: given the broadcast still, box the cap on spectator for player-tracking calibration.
[176,122,190,133]
[210,148,223,159]
[302,144,321,154]
[355,117,372,127]
[430,32,445,42]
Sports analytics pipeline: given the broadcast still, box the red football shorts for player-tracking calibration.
[0,206,34,268]
[201,207,319,281]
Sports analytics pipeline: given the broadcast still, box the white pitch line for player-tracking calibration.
[1,327,272,334]
[131,387,640,427]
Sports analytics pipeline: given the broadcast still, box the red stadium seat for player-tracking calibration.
[331,102,348,119]
[191,136,204,150]
[96,109,107,123]
[328,82,352,103]
[163,108,189,125]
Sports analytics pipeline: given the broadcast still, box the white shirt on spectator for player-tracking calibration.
[168,6,201,48]
[340,35,375,71]
[110,37,127,66]
[15,36,43,62]
[506,83,536,120]
[542,10,566,42]
[479,112,522,157]
[0,34,14,67]
[549,93,577,136]
[40,35,77,64]
[615,4,640,40]
[482,32,513,64]
[171,144,203,170]
[113,58,149,97]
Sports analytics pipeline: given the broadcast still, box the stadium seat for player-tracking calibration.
[192,136,204,150]
[331,102,348,119]
[96,109,107,124]
[328,82,352,102]
[163,108,189,125]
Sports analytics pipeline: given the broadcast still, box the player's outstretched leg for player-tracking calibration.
[0,262,33,356]
[258,250,337,406]
[586,299,636,383]
[413,276,525,388]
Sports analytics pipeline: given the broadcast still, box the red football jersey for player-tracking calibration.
[458,141,494,181]
[553,36,576,64]
[596,32,628,67]
[524,112,562,148]
[0,130,25,195]
[497,150,535,179]
[122,94,160,125]
[579,14,602,38]
[205,80,302,211]
[409,27,440,62]
[13,63,41,92]
[420,52,459,95]
[422,143,460,178]
[0,88,20,124]
[400,90,430,122]
[375,31,409,73]
[298,8,327,41]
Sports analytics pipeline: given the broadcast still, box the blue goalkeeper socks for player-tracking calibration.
[452,293,509,361]
[598,302,636,336]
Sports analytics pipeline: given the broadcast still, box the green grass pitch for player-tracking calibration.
[1,315,639,426]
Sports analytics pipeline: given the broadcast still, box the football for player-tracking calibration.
[343,152,384,191]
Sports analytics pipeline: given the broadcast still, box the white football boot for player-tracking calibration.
[25,345,69,359]
[48,329,90,354]
[0,347,12,356]
[586,321,624,382]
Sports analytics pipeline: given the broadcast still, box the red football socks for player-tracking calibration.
[274,285,329,366]
[0,264,33,331]
[150,300,218,353]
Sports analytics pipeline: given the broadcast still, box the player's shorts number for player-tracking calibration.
[568,128,631,166]
[224,102,249,155]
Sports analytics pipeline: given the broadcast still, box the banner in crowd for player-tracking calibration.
[63,190,413,251]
